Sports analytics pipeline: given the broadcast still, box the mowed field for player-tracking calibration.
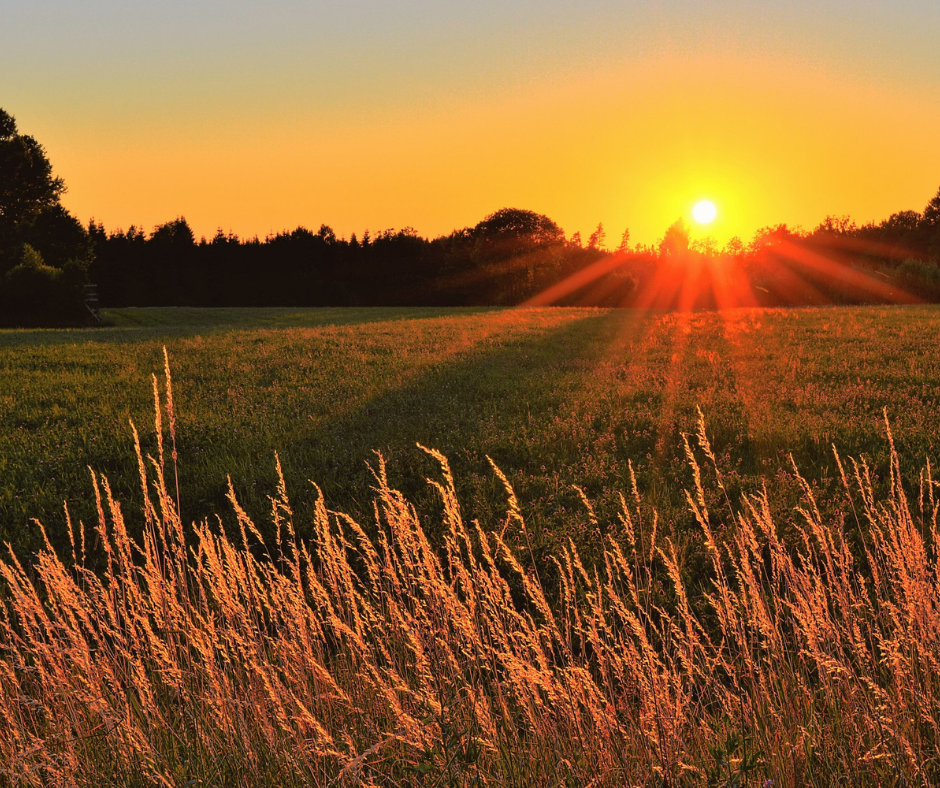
[3,304,940,560]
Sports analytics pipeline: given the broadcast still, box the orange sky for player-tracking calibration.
[4,2,940,246]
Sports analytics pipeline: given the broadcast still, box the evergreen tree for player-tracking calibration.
[587,222,606,251]
[617,228,631,253]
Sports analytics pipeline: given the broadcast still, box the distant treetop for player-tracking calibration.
[923,186,940,229]
[473,208,565,247]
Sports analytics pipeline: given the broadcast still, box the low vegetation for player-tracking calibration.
[2,360,939,786]
[4,305,940,566]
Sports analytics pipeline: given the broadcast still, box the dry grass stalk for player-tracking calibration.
[1,360,939,786]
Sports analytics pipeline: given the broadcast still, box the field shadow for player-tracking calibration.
[0,306,507,348]
[253,309,648,550]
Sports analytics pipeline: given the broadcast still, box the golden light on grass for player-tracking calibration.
[2,359,939,786]
[692,199,718,224]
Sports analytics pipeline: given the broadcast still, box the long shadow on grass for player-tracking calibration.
[263,306,940,564]
[0,307,506,348]
[243,309,644,554]
[0,307,554,559]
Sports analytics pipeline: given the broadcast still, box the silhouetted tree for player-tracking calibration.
[886,210,922,233]
[452,208,568,303]
[472,208,564,260]
[923,187,940,229]
[658,219,690,258]
[922,186,940,259]
[0,108,65,272]
[724,236,745,258]
[691,235,718,256]
[617,228,631,253]
[813,215,857,236]
[749,224,802,253]
[151,216,195,247]
[588,223,606,251]
[0,108,91,325]
[148,217,197,304]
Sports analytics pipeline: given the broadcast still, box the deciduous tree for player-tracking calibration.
[0,108,91,324]
[0,108,65,271]
[658,219,690,258]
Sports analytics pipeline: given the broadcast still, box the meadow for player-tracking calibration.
[2,305,940,562]
[3,305,940,786]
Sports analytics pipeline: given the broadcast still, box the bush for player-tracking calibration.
[889,257,940,299]
[0,243,88,326]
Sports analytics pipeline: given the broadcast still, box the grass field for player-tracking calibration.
[5,305,940,786]
[3,304,940,561]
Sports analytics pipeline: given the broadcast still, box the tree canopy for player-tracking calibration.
[471,208,565,263]
[923,186,940,229]
[0,109,67,266]
[473,208,564,246]
[0,108,92,325]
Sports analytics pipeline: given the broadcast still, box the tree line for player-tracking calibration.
[86,210,608,310]
[2,105,940,325]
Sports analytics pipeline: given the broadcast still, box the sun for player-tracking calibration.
[692,200,718,225]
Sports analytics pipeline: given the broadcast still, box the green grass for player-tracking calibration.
[3,305,940,561]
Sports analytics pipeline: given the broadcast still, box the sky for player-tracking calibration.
[3,0,940,246]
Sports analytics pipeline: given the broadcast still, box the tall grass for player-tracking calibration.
[2,362,939,786]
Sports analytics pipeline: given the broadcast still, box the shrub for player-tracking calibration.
[0,243,88,326]
[889,257,940,299]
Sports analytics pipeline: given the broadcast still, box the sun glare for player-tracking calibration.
[692,200,718,225]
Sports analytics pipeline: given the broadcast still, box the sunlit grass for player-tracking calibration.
[1,361,938,786]
[3,305,940,566]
